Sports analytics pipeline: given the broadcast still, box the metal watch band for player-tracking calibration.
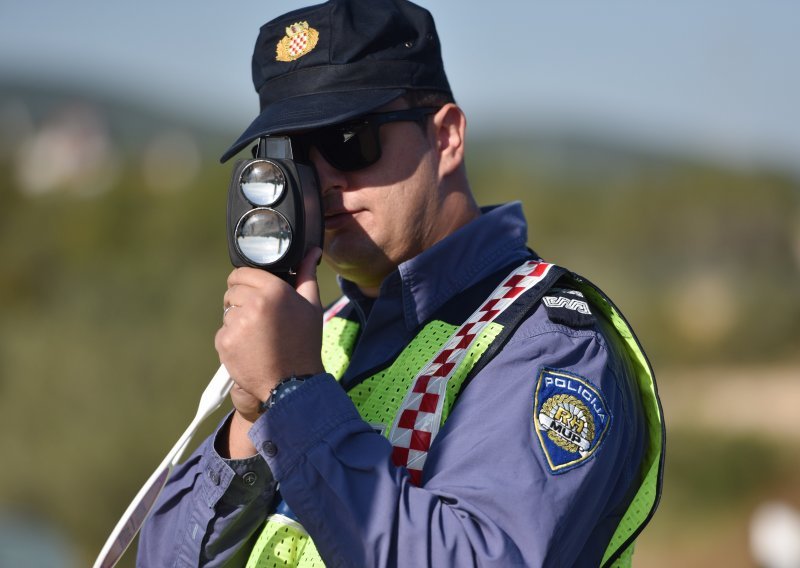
[258,374,313,413]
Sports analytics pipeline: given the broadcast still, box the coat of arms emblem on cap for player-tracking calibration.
[276,21,319,62]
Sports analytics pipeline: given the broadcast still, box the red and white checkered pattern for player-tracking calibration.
[288,33,309,58]
[389,260,553,486]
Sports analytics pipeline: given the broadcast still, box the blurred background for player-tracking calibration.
[1,1,799,566]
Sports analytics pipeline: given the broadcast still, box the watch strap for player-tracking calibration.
[258,374,313,413]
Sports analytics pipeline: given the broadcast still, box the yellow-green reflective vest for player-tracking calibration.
[245,264,664,568]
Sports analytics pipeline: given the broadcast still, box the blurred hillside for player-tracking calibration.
[1,80,799,567]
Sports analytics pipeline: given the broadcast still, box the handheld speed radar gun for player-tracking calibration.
[93,136,323,567]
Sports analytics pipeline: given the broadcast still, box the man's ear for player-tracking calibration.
[431,103,466,178]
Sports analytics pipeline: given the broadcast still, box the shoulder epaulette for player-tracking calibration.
[542,287,596,328]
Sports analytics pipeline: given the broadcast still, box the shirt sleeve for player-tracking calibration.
[136,413,278,567]
[247,304,646,567]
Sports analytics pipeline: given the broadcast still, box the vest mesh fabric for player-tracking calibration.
[246,271,663,568]
[246,317,501,568]
[320,316,358,381]
[348,320,457,421]
[248,521,324,568]
[578,283,663,568]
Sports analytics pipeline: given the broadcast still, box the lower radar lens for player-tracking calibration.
[236,209,292,265]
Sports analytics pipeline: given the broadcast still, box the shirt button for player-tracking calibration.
[242,471,258,486]
[262,441,278,457]
[208,470,220,485]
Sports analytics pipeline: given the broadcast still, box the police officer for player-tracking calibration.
[137,0,664,566]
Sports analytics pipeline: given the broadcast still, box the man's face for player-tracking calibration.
[304,102,446,293]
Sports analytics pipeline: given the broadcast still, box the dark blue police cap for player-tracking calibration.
[220,0,452,162]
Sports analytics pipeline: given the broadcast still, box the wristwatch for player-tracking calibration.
[258,374,313,413]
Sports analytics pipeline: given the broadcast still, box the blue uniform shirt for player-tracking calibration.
[138,202,645,567]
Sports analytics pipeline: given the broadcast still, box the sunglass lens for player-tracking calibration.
[318,123,381,171]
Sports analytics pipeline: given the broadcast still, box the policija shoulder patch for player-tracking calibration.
[533,368,610,473]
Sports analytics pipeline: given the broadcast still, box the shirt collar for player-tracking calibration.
[340,201,532,330]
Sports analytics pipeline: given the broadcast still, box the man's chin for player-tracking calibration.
[324,247,391,287]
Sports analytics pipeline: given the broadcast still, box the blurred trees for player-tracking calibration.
[0,92,798,566]
[469,136,800,366]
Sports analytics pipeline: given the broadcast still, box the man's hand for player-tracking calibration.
[215,248,324,456]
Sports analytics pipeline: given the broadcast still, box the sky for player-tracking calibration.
[1,0,799,173]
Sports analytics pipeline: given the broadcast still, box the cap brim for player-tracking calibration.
[220,89,405,163]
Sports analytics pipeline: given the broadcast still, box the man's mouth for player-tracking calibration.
[324,207,347,217]
[324,207,360,228]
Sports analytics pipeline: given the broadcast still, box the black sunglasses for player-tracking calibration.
[290,107,440,172]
